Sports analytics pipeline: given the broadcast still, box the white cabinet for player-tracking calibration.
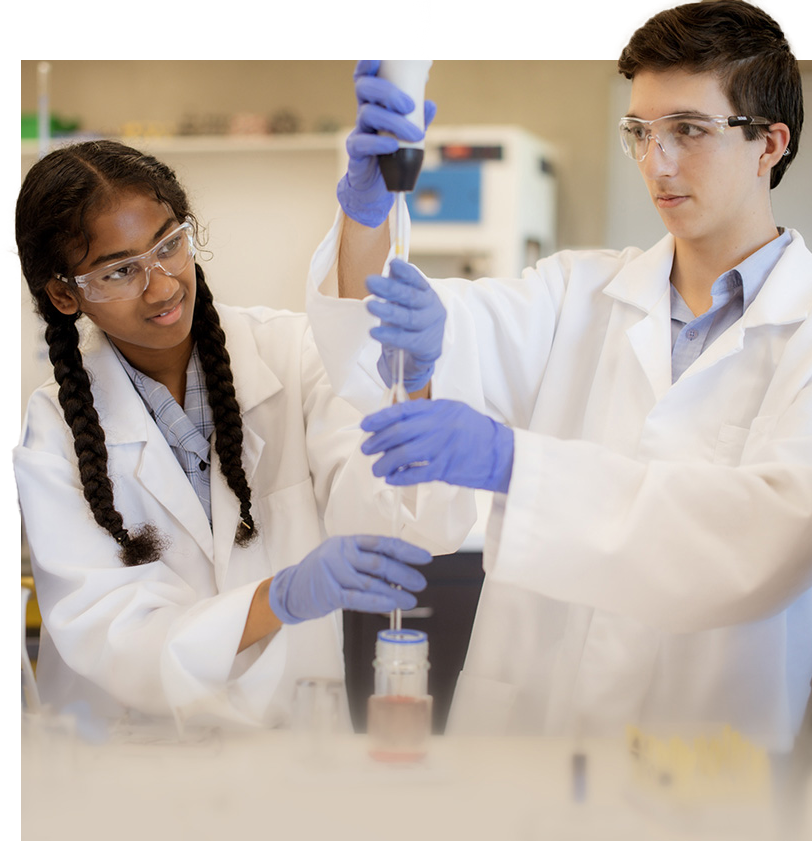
[404,126,558,280]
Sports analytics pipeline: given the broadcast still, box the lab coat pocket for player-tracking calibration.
[446,671,519,736]
[713,423,751,465]
[254,478,322,576]
[714,417,779,465]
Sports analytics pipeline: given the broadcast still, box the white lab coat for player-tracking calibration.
[15,303,472,729]
[306,215,812,751]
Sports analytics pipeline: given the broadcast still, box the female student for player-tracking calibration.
[14,140,470,730]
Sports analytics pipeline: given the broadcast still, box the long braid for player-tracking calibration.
[17,139,254,564]
[192,265,257,546]
[44,309,164,565]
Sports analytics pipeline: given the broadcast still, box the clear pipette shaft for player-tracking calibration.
[390,192,409,631]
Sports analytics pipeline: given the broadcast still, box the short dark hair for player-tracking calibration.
[617,0,803,188]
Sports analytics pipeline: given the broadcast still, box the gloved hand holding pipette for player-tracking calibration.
[361,400,515,494]
[360,255,514,492]
[366,259,446,393]
[268,536,430,625]
[337,60,437,229]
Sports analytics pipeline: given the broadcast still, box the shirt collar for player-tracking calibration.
[671,228,792,319]
[729,228,792,311]
[109,342,213,459]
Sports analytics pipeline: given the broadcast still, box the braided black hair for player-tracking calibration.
[192,264,256,547]
[17,140,256,564]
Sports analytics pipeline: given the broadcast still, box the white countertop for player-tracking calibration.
[22,712,810,841]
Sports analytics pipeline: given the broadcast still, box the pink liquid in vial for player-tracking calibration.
[367,694,432,762]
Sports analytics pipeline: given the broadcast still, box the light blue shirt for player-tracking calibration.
[670,230,791,382]
[111,343,214,524]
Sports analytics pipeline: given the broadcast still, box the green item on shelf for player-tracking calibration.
[21,113,80,139]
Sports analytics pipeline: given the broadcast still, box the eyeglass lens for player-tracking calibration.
[619,116,726,162]
[81,227,193,302]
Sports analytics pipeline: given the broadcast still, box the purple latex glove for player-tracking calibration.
[337,60,437,228]
[361,399,515,493]
[366,259,446,393]
[268,535,430,625]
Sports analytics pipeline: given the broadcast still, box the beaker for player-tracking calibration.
[368,628,432,762]
[292,677,345,765]
[0,587,40,713]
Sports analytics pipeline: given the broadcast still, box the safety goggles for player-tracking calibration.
[618,113,773,162]
[57,221,195,303]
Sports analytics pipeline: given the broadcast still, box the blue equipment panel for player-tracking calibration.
[406,163,481,223]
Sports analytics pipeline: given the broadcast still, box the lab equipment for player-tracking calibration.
[37,62,50,160]
[361,398,515,493]
[0,586,40,713]
[626,723,772,838]
[376,61,432,631]
[377,61,433,196]
[336,60,427,229]
[366,259,446,394]
[292,676,345,764]
[267,535,430,624]
[368,628,432,762]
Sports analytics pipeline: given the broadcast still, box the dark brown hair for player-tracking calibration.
[17,140,256,565]
[618,0,803,188]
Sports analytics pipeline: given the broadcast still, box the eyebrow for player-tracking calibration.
[88,218,177,268]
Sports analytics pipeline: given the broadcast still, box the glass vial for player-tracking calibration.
[0,587,39,713]
[368,628,432,762]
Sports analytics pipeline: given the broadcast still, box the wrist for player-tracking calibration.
[490,421,515,494]
[337,175,394,228]
[267,569,304,626]
[377,353,434,392]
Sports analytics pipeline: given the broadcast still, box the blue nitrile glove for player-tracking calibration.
[361,399,515,493]
[366,259,446,393]
[268,535,430,625]
[337,60,437,228]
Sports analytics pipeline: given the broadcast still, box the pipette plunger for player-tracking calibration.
[377,61,432,194]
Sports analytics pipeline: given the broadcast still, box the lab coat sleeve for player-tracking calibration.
[489,380,812,633]
[306,209,396,415]
[297,321,476,555]
[14,390,277,726]
[306,208,568,428]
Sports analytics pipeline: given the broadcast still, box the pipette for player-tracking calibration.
[377,60,432,631]
[388,196,408,632]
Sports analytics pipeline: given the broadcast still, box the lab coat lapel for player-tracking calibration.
[676,230,812,380]
[83,327,215,560]
[741,231,812,327]
[604,235,675,401]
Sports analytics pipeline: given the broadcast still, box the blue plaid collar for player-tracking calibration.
[109,342,214,462]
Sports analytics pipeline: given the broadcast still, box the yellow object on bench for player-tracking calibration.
[0,575,42,628]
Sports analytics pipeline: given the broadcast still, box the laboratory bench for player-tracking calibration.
[21,714,811,841]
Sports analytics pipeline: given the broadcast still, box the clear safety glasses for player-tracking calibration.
[618,113,773,162]
[57,221,195,303]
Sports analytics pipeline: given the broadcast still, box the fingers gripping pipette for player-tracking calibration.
[378,61,432,194]
[377,60,432,631]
